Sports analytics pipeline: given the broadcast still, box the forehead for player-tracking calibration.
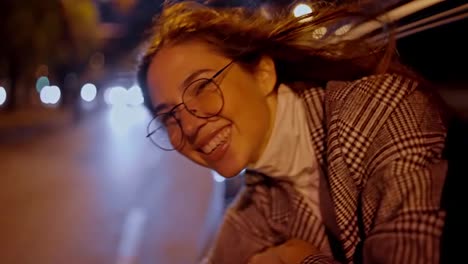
[146,41,227,104]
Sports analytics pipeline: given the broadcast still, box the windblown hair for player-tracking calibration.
[137,1,411,110]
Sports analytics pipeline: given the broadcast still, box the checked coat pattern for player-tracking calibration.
[201,74,448,264]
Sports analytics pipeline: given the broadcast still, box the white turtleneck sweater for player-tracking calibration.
[247,84,323,220]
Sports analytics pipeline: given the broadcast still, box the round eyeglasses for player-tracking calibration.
[146,61,234,151]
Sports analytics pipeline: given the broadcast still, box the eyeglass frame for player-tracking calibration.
[146,60,235,151]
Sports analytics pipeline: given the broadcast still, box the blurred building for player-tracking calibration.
[1,0,466,112]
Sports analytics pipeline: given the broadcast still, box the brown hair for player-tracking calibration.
[137,1,412,109]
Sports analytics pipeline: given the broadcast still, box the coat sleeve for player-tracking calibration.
[200,185,286,264]
[202,175,332,263]
[359,86,447,263]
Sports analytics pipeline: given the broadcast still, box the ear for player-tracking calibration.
[254,56,277,95]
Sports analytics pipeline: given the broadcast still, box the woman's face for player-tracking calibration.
[146,40,277,177]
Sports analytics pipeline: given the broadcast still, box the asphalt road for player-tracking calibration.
[0,106,225,264]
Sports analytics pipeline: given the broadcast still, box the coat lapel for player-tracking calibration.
[297,84,327,172]
[300,80,366,261]
[323,80,362,261]
[320,75,418,261]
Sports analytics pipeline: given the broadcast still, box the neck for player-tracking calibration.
[252,89,278,164]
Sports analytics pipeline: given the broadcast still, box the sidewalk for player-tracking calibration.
[0,107,73,144]
[1,87,464,144]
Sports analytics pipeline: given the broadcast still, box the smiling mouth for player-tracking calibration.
[197,126,231,155]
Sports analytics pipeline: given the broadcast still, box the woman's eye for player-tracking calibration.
[195,80,211,94]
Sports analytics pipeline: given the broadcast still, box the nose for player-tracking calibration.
[178,108,206,142]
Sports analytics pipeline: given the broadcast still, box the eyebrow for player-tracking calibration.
[181,68,213,88]
[152,68,214,115]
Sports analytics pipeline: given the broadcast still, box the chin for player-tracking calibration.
[215,165,245,178]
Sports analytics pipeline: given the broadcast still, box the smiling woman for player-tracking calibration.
[136,1,456,264]
[143,40,277,177]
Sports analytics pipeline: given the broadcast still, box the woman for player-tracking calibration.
[137,1,449,263]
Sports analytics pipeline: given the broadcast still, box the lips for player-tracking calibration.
[195,125,232,160]
[200,127,231,154]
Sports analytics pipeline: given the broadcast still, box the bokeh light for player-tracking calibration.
[40,85,61,105]
[104,88,112,105]
[293,3,313,18]
[335,24,352,36]
[108,104,148,136]
[0,86,6,106]
[104,85,144,107]
[127,85,144,106]
[81,83,97,102]
[105,86,128,106]
[36,76,50,93]
[312,26,328,39]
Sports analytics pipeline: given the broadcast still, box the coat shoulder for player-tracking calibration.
[326,73,419,108]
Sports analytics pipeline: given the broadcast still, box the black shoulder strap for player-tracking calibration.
[440,115,468,263]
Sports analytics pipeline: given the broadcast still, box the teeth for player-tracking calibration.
[201,127,230,154]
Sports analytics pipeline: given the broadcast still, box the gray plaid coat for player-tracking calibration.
[202,74,447,264]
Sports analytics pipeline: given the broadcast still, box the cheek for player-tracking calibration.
[223,73,264,113]
[222,77,271,146]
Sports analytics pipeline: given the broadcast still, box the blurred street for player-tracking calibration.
[0,1,466,264]
[0,106,225,264]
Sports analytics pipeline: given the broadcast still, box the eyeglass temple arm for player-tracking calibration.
[212,60,235,79]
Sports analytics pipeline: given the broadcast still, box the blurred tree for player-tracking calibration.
[0,0,101,110]
[98,0,162,67]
